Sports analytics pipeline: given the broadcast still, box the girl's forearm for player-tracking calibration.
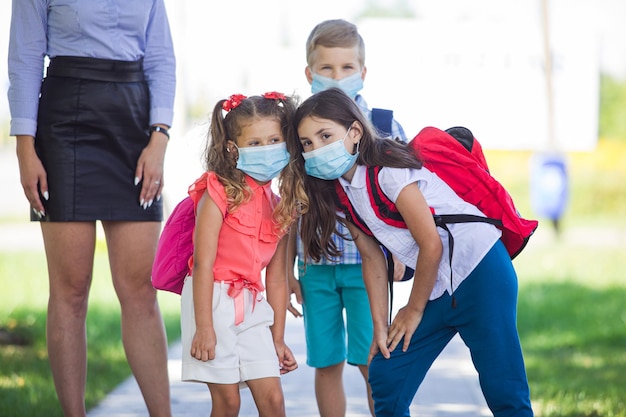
[407,242,442,313]
[359,246,390,328]
[192,265,215,329]
[266,277,288,342]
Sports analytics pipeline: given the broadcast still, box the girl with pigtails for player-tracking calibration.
[180,92,308,416]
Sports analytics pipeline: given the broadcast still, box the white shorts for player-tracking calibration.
[180,277,279,386]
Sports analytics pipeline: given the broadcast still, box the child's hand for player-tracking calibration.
[369,325,390,362]
[387,306,423,353]
[190,327,217,362]
[287,275,303,318]
[275,342,298,374]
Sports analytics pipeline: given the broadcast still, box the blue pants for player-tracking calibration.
[369,241,533,416]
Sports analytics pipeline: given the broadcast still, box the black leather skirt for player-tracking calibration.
[34,56,163,222]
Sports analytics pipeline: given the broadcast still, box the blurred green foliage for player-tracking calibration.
[599,74,626,141]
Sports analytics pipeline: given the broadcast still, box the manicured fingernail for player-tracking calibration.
[156,194,161,201]
[32,207,40,218]
[39,210,45,218]
[43,191,49,200]
[134,177,140,186]
[148,199,153,208]
[143,202,148,210]
[140,198,145,207]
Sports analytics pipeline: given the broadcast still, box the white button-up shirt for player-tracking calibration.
[339,165,501,299]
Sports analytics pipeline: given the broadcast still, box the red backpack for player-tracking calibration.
[335,126,538,312]
[335,126,538,259]
[151,196,195,294]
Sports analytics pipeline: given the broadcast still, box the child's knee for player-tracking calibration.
[257,389,285,415]
[208,387,241,416]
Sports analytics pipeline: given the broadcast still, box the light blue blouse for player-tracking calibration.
[7,0,176,136]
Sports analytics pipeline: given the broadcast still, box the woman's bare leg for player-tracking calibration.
[103,221,171,417]
[42,221,97,417]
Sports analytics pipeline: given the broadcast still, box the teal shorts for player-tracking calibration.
[298,263,373,368]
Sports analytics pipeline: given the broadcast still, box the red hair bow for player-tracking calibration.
[262,91,286,101]
[222,94,247,112]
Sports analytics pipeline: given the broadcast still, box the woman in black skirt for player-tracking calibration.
[8,1,176,416]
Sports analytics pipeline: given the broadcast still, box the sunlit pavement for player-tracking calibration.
[86,313,490,417]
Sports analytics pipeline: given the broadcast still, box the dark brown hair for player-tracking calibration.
[293,88,422,261]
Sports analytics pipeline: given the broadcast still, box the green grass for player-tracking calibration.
[511,231,626,416]
[519,282,626,417]
[0,250,181,417]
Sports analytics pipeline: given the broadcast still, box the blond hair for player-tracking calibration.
[305,19,365,68]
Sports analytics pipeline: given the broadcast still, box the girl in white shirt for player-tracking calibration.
[289,87,534,417]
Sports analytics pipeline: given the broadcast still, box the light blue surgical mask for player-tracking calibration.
[311,72,364,99]
[302,129,358,180]
[236,142,290,182]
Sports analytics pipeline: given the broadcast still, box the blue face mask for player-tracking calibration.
[311,72,364,99]
[302,129,358,180]
[236,142,290,182]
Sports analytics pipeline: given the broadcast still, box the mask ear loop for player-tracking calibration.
[348,121,363,154]
[226,142,239,162]
[345,126,361,154]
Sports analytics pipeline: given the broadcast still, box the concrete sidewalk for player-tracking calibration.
[86,286,490,417]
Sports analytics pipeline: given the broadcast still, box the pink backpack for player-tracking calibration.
[151,196,195,294]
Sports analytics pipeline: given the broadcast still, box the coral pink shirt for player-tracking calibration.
[187,172,283,323]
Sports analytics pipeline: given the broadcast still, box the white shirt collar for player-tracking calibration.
[338,165,367,189]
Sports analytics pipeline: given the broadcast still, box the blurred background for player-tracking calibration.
[1,1,625,416]
[1,0,625,206]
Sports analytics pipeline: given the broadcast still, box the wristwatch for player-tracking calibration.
[150,125,170,140]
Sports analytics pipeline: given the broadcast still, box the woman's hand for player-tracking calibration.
[135,129,168,208]
[16,135,47,218]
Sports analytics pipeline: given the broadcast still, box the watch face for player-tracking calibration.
[151,126,169,139]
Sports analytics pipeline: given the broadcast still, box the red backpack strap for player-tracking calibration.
[366,166,407,229]
[334,180,373,236]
